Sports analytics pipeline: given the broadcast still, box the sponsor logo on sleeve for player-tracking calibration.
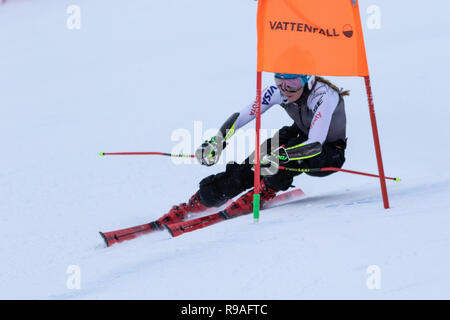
[312,96,323,114]
[250,86,277,116]
[310,111,322,130]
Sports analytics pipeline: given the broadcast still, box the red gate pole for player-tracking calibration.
[364,75,390,209]
[253,71,263,222]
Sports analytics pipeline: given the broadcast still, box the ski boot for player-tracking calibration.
[156,192,209,227]
[220,180,277,219]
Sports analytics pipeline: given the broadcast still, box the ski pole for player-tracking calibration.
[99,151,400,181]
[99,152,195,158]
[278,166,400,182]
[100,142,230,158]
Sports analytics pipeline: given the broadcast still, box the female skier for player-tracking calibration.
[156,73,349,226]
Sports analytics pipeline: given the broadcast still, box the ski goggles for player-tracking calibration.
[274,77,303,92]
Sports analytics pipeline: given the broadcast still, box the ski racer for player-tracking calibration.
[155,73,349,226]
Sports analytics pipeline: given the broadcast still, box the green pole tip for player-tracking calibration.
[99,152,104,156]
[395,177,401,182]
[253,194,261,220]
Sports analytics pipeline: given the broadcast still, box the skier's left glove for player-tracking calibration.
[195,135,226,166]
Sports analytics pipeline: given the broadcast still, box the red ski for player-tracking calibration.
[100,188,305,247]
[99,221,161,247]
[165,188,305,237]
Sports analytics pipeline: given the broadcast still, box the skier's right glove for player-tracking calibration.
[260,146,289,176]
[195,135,226,166]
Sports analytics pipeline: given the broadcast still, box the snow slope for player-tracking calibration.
[1,0,450,299]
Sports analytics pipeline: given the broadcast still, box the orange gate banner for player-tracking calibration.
[257,0,369,76]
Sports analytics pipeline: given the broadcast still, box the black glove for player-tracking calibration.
[195,135,226,166]
[277,123,304,147]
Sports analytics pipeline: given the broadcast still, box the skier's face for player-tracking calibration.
[283,86,304,102]
[275,77,304,102]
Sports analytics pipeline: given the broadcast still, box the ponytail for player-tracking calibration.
[315,76,350,97]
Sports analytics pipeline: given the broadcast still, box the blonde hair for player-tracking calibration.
[315,76,350,97]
